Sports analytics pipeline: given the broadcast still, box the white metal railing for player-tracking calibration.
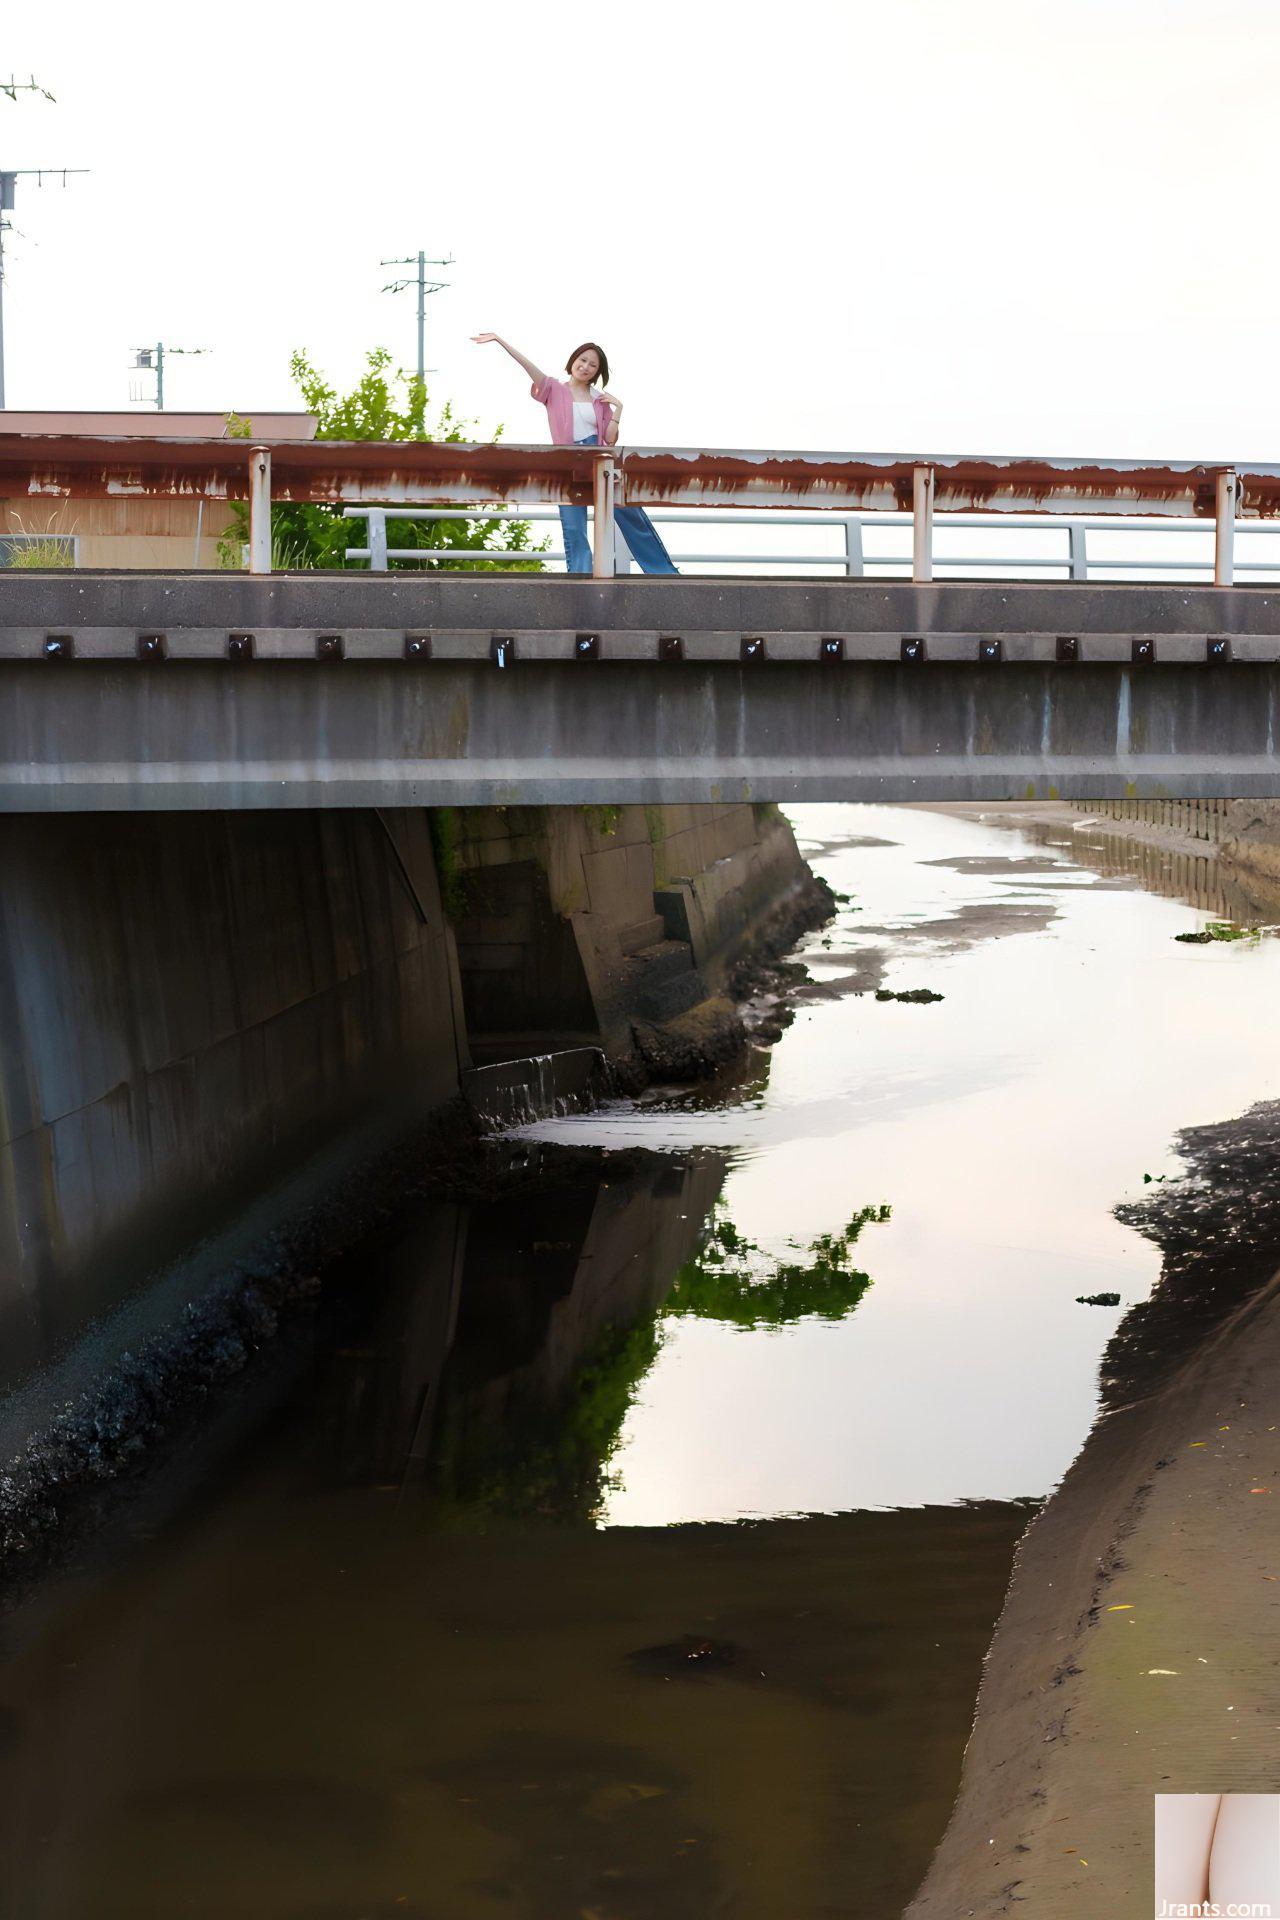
[340,504,1280,583]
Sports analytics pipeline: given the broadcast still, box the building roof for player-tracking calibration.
[0,411,318,440]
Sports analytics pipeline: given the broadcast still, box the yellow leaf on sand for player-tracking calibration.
[1107,1604,1133,1612]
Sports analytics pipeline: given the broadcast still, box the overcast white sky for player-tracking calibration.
[2,0,1278,459]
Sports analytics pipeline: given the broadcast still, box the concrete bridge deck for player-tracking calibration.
[4,573,1280,807]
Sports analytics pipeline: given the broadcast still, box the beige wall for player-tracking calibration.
[1,495,233,569]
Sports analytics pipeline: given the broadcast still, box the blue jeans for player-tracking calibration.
[559,434,678,574]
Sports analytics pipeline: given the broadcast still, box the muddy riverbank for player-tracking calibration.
[907,1102,1280,1919]
[903,805,1280,1918]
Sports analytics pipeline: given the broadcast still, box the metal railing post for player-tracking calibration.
[912,466,934,583]
[1215,470,1238,586]
[1068,522,1088,581]
[248,446,272,574]
[368,509,389,572]
[844,517,865,578]
[592,454,617,580]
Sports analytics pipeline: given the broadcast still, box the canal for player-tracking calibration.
[4,802,1280,1919]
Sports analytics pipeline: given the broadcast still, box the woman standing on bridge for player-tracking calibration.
[471,333,678,575]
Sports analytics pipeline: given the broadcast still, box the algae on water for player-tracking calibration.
[1175,921,1261,945]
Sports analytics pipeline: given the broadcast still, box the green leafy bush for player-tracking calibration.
[219,348,547,572]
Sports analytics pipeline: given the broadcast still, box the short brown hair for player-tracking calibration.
[565,341,609,387]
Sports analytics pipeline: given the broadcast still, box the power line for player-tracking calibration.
[1,76,55,104]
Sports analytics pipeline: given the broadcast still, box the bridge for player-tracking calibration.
[5,427,1280,1482]
[3,431,1280,805]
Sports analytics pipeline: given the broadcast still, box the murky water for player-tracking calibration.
[5,804,1280,1918]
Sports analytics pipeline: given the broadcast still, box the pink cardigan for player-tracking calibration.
[530,375,615,446]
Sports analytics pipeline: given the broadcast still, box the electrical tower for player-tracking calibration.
[0,166,87,409]
[381,250,454,390]
[129,342,210,411]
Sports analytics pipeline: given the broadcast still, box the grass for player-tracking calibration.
[1174,920,1261,945]
[4,512,77,568]
[7,539,74,569]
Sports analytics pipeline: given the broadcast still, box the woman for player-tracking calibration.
[471,333,677,575]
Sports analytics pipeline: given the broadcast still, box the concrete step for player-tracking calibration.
[623,939,697,989]
[463,1047,607,1127]
[467,1029,602,1066]
[617,914,666,957]
[634,964,713,1021]
[623,939,712,1021]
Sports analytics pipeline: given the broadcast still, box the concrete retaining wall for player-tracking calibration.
[650,802,819,975]
[1075,796,1280,886]
[447,802,825,1063]
[0,808,468,1394]
[0,796,826,1479]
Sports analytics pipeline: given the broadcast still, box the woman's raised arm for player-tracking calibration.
[471,333,547,388]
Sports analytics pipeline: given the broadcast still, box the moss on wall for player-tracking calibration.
[427,808,471,921]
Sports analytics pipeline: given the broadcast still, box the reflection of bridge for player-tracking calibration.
[6,433,1280,803]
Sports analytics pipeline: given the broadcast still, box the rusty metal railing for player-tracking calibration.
[3,432,1280,583]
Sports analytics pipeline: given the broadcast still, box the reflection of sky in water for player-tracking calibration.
[520,804,1280,1525]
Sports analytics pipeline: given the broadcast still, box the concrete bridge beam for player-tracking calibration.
[5,576,1280,805]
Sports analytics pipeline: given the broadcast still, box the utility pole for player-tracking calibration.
[130,342,209,411]
[381,250,454,389]
[0,166,87,409]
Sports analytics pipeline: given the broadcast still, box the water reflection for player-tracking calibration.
[11,801,1280,1917]
[1008,806,1280,926]
[528,804,1280,1525]
[667,1202,891,1329]
[425,1152,723,1524]
[0,1150,1027,1920]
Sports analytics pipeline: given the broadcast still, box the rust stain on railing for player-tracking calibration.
[3,432,1280,519]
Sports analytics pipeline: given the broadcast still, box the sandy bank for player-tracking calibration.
[907,1104,1280,1918]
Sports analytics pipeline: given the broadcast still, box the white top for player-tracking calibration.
[572,397,597,440]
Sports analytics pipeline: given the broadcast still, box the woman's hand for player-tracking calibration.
[472,334,546,388]
[598,389,623,411]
